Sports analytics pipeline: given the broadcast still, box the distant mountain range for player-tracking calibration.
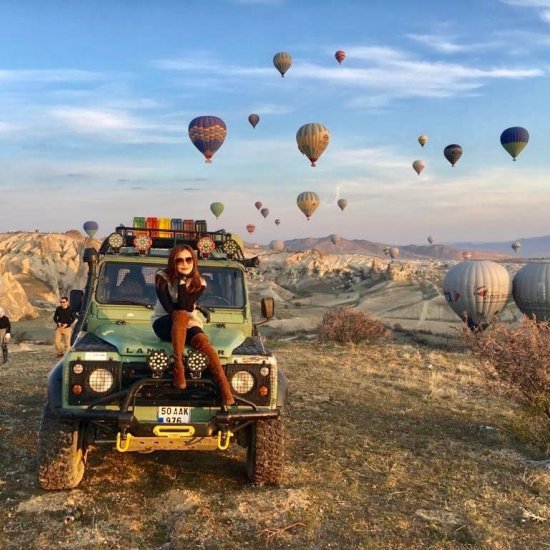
[278,236,511,261]
[448,235,550,259]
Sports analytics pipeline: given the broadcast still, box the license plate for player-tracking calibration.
[157,406,190,424]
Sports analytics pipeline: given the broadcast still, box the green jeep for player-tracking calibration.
[37,223,287,489]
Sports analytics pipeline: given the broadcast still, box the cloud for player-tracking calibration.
[501,0,550,22]
[0,69,106,84]
[407,34,497,54]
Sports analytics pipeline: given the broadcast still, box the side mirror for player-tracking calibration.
[261,297,274,320]
[69,290,84,313]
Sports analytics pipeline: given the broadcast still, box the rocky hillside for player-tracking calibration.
[0,231,94,320]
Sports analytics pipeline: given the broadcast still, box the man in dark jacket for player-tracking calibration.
[53,297,75,357]
[0,307,11,364]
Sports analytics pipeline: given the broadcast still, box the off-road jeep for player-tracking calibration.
[37,222,287,489]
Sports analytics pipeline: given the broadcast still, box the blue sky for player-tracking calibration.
[1,0,550,245]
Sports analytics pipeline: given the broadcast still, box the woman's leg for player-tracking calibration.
[190,332,235,406]
[171,311,190,389]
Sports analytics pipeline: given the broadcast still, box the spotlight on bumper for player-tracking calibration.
[147,349,169,378]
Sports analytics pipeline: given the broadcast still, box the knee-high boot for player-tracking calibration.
[171,310,189,389]
[191,333,235,406]
[1,344,7,364]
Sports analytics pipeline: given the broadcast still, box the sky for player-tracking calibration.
[1,0,550,245]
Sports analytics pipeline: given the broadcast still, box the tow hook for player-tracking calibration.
[217,429,234,450]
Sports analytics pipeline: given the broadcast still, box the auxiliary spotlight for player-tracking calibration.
[147,349,170,378]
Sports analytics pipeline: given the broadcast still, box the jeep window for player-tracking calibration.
[96,263,245,308]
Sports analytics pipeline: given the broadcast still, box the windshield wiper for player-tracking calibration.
[108,300,153,309]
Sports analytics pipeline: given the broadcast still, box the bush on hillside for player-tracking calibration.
[317,308,388,344]
[465,317,550,451]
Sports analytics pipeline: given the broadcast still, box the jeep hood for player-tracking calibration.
[94,323,246,358]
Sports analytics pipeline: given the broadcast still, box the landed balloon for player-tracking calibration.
[511,241,521,253]
[500,126,529,161]
[427,236,435,245]
[443,260,511,330]
[462,250,472,260]
[296,123,330,167]
[83,220,98,238]
[260,208,270,219]
[335,50,346,64]
[248,114,260,129]
[444,144,463,167]
[188,116,227,163]
[254,201,262,210]
[273,51,292,77]
[513,261,550,321]
[330,234,342,245]
[337,198,347,212]
[209,202,224,219]
[418,135,428,148]
[274,218,281,226]
[270,240,285,252]
[246,224,256,235]
[297,191,320,220]
[389,247,400,259]
[412,160,425,175]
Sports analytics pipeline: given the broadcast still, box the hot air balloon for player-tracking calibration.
[444,144,462,167]
[462,250,472,260]
[246,224,256,235]
[383,246,390,256]
[270,240,285,252]
[296,123,330,167]
[275,218,281,226]
[418,135,428,148]
[210,202,224,219]
[188,116,227,163]
[389,247,400,259]
[443,260,511,330]
[297,191,320,220]
[273,51,292,77]
[513,261,550,321]
[83,220,98,238]
[337,198,347,212]
[330,234,342,245]
[427,236,435,245]
[500,127,529,161]
[511,241,521,253]
[412,160,425,175]
[260,208,270,219]
[254,201,262,210]
[335,50,346,64]
[248,114,260,129]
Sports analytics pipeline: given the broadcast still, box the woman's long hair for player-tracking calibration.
[165,245,203,293]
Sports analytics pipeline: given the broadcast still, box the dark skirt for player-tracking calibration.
[152,315,204,344]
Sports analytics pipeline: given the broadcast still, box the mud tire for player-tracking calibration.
[246,416,285,486]
[37,403,87,490]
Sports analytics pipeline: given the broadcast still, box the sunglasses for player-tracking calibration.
[175,256,194,265]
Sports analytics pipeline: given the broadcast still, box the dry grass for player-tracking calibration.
[0,342,549,549]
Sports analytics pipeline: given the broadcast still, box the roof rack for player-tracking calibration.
[99,224,249,263]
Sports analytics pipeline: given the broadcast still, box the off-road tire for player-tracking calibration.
[246,416,285,486]
[37,403,87,490]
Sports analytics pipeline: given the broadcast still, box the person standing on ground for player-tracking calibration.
[53,297,75,357]
[0,307,11,364]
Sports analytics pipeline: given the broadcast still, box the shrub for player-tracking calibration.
[465,317,550,448]
[317,308,388,344]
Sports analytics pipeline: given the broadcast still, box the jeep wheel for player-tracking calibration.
[246,416,285,486]
[37,403,88,490]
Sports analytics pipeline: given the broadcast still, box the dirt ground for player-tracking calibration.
[0,339,549,549]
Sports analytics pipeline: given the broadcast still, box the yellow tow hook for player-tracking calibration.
[217,429,234,450]
[116,432,133,453]
[153,425,195,438]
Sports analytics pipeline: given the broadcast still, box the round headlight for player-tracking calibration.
[107,232,124,251]
[88,368,114,393]
[230,371,254,394]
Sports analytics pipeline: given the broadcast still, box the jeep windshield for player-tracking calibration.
[96,262,246,308]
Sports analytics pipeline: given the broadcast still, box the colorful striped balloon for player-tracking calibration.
[296,123,330,167]
[188,116,227,163]
[335,50,346,64]
[500,126,529,161]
